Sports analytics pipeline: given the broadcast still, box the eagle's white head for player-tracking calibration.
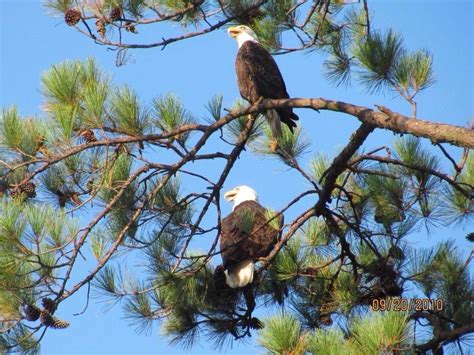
[224,185,258,210]
[227,25,259,48]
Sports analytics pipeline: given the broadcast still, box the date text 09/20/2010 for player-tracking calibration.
[371,298,444,312]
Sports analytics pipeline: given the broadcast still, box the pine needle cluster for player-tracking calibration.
[2,1,473,347]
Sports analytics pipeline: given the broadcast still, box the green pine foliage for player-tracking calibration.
[151,176,194,229]
[310,152,346,187]
[226,99,264,143]
[153,94,196,145]
[0,199,79,350]
[112,86,148,136]
[394,50,435,94]
[258,313,308,354]
[315,8,435,106]
[324,38,352,87]
[234,208,256,234]
[394,136,442,223]
[271,236,305,282]
[308,328,349,355]
[259,310,409,354]
[350,311,409,353]
[205,95,223,123]
[447,152,474,222]
[125,0,146,18]
[0,323,40,354]
[263,209,281,230]
[41,59,109,140]
[43,0,72,15]
[156,258,244,349]
[94,264,119,297]
[353,29,404,93]
[2,0,474,346]
[255,125,310,168]
[89,228,112,261]
[410,241,473,324]
[0,108,47,160]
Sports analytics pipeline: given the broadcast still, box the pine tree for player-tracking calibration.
[2,1,473,353]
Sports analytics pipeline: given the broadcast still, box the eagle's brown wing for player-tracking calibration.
[235,41,298,131]
[220,200,282,271]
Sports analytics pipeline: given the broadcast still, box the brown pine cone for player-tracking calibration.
[20,182,36,198]
[42,297,56,313]
[40,310,70,329]
[80,129,97,143]
[23,304,41,321]
[109,6,123,22]
[65,8,81,26]
[96,19,106,38]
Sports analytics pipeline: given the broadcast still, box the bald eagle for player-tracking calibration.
[228,25,299,137]
[218,185,283,288]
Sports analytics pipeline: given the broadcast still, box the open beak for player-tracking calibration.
[227,27,240,38]
[224,188,238,201]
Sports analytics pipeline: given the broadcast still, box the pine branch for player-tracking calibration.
[315,123,375,215]
[252,98,474,148]
[350,154,472,199]
[412,312,474,352]
[70,0,270,51]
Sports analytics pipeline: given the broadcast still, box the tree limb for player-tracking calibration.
[253,98,474,149]
[411,312,474,352]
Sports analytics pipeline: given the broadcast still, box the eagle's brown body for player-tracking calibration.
[235,41,299,132]
[220,200,282,279]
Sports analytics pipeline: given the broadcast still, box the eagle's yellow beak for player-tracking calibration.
[224,188,238,201]
[227,26,240,38]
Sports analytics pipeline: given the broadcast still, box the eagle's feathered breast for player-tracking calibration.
[220,200,282,272]
[235,41,298,131]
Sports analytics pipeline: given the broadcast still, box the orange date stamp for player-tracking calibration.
[371,298,444,311]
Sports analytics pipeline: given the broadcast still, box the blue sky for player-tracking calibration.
[1,1,473,354]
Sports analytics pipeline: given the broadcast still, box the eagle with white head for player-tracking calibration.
[227,25,299,137]
[218,185,283,288]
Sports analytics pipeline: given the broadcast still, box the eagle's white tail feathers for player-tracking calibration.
[225,259,254,288]
[266,109,282,138]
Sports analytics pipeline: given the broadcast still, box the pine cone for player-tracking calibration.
[64,8,81,26]
[236,8,264,25]
[81,129,97,143]
[86,178,95,191]
[20,182,36,198]
[23,304,41,321]
[39,309,54,326]
[109,6,123,22]
[35,136,46,152]
[11,182,36,199]
[51,318,70,329]
[42,297,56,313]
[96,19,106,38]
[40,310,70,329]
